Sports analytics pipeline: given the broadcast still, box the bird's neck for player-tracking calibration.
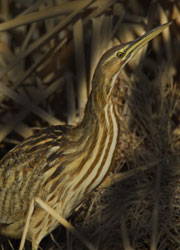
[55,76,120,217]
[75,66,120,158]
[82,71,115,127]
[71,79,120,181]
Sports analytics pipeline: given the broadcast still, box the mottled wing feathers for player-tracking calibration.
[0,126,70,223]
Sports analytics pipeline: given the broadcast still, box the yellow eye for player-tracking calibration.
[116,51,124,58]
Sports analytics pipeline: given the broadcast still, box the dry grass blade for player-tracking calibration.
[150,165,162,250]
[7,240,15,250]
[100,160,159,189]
[19,198,34,250]
[17,0,46,16]
[14,122,33,139]
[158,4,172,59]
[90,16,105,85]
[0,110,34,142]
[0,83,61,125]
[0,244,4,250]
[172,3,180,26]
[21,198,97,250]
[73,18,87,117]
[0,0,93,32]
[120,210,132,250]
[101,15,113,53]
[13,37,67,90]
[0,40,24,82]
[0,0,94,79]
[84,0,117,23]
[1,0,9,20]
[65,73,76,125]
[20,22,37,51]
[0,78,64,141]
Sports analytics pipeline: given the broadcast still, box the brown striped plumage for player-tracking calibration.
[0,22,171,250]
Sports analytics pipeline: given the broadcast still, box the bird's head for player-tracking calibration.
[92,22,171,101]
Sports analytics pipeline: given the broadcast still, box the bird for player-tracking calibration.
[0,22,171,250]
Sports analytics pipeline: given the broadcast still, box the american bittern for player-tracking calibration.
[0,22,170,250]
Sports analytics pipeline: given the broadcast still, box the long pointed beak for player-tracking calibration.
[122,22,172,60]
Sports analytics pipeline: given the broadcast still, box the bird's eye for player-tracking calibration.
[116,51,124,58]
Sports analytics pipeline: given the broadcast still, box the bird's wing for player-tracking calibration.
[0,125,70,223]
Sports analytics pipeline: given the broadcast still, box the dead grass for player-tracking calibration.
[0,0,180,249]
